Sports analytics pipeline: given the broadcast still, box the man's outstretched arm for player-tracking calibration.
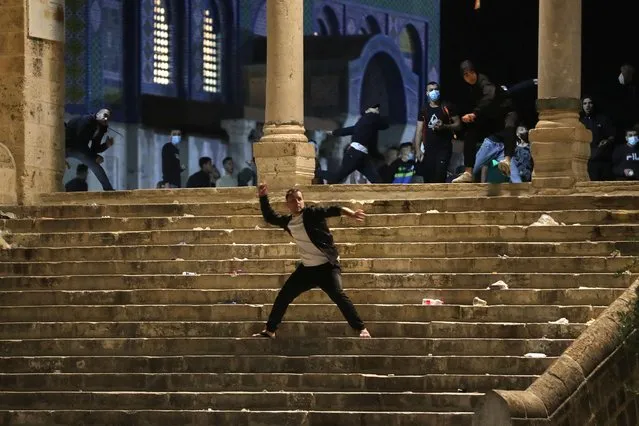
[257,183,290,229]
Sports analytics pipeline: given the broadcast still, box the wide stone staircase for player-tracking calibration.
[0,185,638,425]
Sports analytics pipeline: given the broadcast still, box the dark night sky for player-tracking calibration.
[439,0,638,127]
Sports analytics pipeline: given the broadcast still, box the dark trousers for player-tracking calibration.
[588,160,613,181]
[420,145,452,183]
[464,111,518,168]
[319,147,382,184]
[266,262,365,333]
[66,149,114,191]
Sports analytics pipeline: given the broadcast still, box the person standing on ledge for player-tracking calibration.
[252,183,371,339]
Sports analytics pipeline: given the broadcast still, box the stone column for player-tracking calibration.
[221,119,256,172]
[252,0,315,188]
[0,1,65,204]
[530,0,590,187]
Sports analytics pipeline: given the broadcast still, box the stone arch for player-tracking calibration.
[360,15,382,35]
[321,6,340,35]
[348,35,419,125]
[399,24,422,76]
[0,143,17,205]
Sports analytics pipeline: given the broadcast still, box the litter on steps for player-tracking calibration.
[487,280,509,290]
[549,318,569,325]
[472,297,488,307]
[529,214,564,227]
[524,353,547,358]
[422,298,444,305]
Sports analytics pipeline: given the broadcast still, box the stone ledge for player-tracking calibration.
[472,279,639,425]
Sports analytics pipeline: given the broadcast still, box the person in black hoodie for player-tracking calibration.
[579,96,616,181]
[186,156,219,188]
[252,183,371,339]
[453,60,518,183]
[64,108,114,190]
[161,130,185,188]
[319,104,389,184]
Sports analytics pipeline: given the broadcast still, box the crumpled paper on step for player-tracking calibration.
[472,297,488,307]
[549,318,569,325]
[0,211,17,220]
[529,214,565,227]
[487,280,509,290]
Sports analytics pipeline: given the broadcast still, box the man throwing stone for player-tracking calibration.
[252,183,371,339]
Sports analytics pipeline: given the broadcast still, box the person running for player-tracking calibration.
[252,183,371,339]
[318,104,389,184]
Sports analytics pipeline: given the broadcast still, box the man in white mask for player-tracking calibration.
[161,130,185,188]
[64,108,115,191]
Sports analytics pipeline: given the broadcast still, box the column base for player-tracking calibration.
[253,141,315,188]
[530,110,591,189]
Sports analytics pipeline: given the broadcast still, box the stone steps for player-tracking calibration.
[3,209,638,232]
[0,409,473,426]
[0,372,536,392]
[2,241,637,261]
[0,337,572,357]
[3,256,637,275]
[0,355,554,375]
[0,304,603,323]
[6,225,639,247]
[0,288,623,306]
[7,194,638,217]
[0,390,482,412]
[0,321,587,339]
[1,272,633,290]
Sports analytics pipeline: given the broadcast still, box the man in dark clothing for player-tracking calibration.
[319,104,389,184]
[161,130,184,188]
[612,126,639,181]
[252,183,371,339]
[580,96,616,181]
[64,108,114,191]
[603,64,638,144]
[186,156,219,188]
[414,82,461,183]
[64,164,89,192]
[453,60,518,183]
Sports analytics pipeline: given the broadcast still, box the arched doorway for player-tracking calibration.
[398,24,423,104]
[359,52,406,125]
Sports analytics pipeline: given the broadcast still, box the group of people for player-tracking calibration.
[63,61,638,191]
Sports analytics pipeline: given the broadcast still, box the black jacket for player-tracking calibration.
[470,74,515,121]
[259,195,342,265]
[186,170,214,188]
[332,112,390,160]
[580,112,616,161]
[64,178,88,192]
[65,115,109,155]
[162,143,182,187]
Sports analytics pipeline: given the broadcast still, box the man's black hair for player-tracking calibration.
[199,156,212,168]
[426,81,439,87]
[285,188,302,201]
[222,157,233,166]
[399,142,413,150]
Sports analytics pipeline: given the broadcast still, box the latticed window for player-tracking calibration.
[153,0,171,85]
[202,9,221,93]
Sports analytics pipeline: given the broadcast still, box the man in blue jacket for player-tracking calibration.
[65,108,115,191]
[253,183,371,339]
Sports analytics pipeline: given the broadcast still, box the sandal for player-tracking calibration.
[252,330,275,339]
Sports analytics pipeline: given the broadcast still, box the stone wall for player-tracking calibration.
[0,2,65,204]
[473,280,639,426]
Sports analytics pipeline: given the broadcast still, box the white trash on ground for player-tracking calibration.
[524,353,547,358]
[422,298,444,305]
[529,214,563,227]
[426,210,440,214]
[549,318,569,325]
[487,281,509,290]
[473,297,488,307]
[181,271,199,276]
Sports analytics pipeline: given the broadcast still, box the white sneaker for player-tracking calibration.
[452,171,473,183]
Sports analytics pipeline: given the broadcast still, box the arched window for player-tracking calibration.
[152,0,171,85]
[140,0,176,96]
[190,0,226,100]
[202,8,221,93]
[360,16,381,35]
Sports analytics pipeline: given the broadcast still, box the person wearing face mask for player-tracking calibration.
[318,104,389,184]
[579,96,616,181]
[414,81,461,183]
[611,126,639,181]
[161,130,185,188]
[389,142,417,184]
[64,108,115,191]
[454,60,518,183]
